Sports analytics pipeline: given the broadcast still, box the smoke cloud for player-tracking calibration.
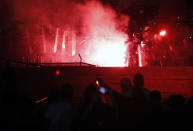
[1,0,130,66]
[1,0,191,66]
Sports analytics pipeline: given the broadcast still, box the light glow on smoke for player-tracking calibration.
[15,0,130,67]
[5,0,193,67]
[78,1,129,67]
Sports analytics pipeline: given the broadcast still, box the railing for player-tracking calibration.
[8,60,96,68]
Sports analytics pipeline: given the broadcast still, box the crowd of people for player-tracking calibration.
[0,63,193,131]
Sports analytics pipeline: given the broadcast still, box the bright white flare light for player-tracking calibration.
[62,31,66,49]
[159,30,166,36]
[90,38,128,67]
[53,28,59,53]
[138,45,142,67]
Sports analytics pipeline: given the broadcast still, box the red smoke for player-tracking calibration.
[10,0,130,67]
[77,1,129,67]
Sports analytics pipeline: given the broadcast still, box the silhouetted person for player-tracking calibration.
[132,73,150,104]
[146,90,164,130]
[74,84,113,131]
[111,77,135,129]
[187,96,193,115]
[187,96,193,129]
[1,60,18,105]
[150,90,162,105]
[167,94,186,111]
[166,94,188,129]
[0,60,36,131]
[120,77,133,98]
[44,84,74,131]
[2,60,16,84]
[130,73,150,129]
[117,78,134,112]
[1,60,17,95]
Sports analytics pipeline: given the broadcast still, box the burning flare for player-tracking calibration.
[53,28,59,53]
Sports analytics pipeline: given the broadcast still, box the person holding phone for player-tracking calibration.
[74,84,114,130]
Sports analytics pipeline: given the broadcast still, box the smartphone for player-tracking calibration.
[99,86,107,94]
[96,79,107,94]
